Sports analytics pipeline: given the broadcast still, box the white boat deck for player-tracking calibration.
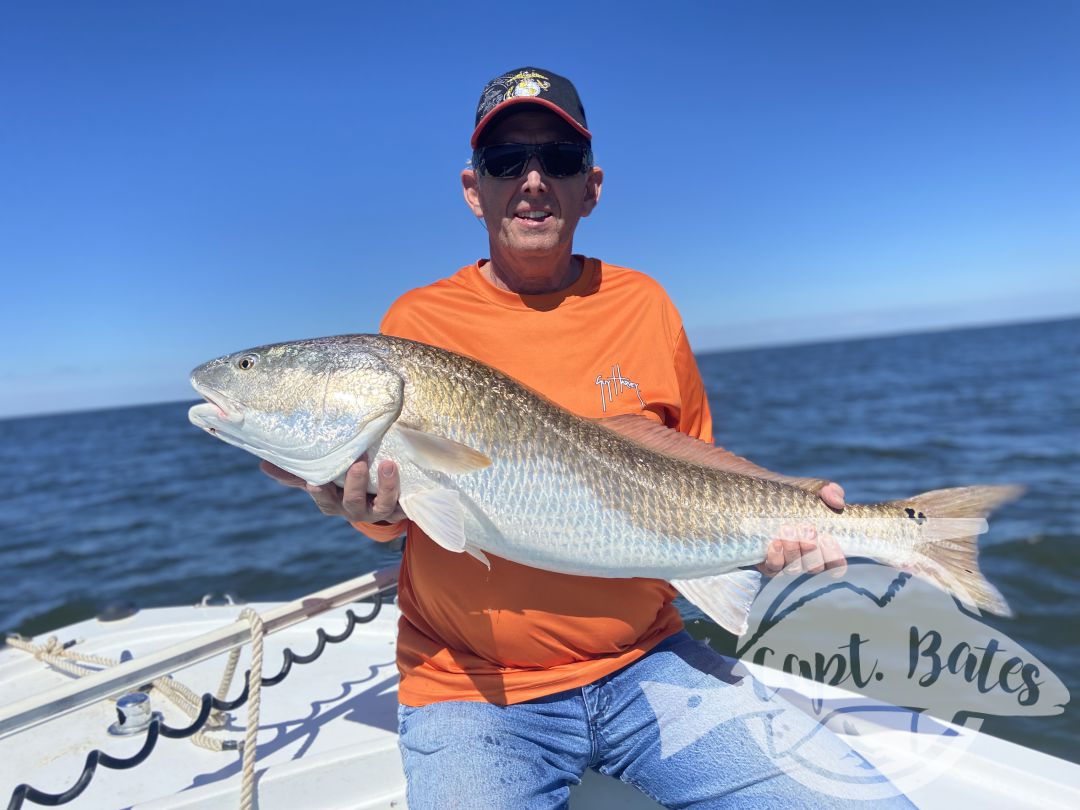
[2,594,1077,809]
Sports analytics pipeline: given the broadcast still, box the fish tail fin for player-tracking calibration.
[898,484,1024,617]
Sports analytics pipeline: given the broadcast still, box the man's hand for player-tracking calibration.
[757,482,847,577]
[260,455,406,532]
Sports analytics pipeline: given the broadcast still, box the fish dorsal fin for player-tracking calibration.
[598,414,827,494]
[670,570,762,636]
[394,424,492,475]
[399,488,467,553]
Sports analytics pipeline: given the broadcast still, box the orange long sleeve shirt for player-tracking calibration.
[358,257,714,706]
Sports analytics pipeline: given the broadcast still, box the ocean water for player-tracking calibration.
[1,317,1077,764]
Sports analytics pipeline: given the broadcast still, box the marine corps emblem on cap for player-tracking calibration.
[471,66,592,147]
[505,70,550,101]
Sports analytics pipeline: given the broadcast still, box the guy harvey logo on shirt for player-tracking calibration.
[594,364,646,412]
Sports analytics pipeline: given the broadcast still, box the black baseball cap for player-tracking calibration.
[471,67,591,148]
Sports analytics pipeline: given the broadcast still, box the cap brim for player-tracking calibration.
[471,97,592,148]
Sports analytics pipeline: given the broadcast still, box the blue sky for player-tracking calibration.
[1,1,1077,418]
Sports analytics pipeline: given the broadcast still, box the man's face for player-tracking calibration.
[462,109,603,266]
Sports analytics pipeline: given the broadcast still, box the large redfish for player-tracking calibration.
[189,334,1020,634]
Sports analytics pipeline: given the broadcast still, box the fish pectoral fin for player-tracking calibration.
[670,570,762,637]
[399,488,467,553]
[597,415,827,494]
[394,424,492,475]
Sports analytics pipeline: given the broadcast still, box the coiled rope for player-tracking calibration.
[4,595,383,810]
[5,634,230,748]
[6,606,269,805]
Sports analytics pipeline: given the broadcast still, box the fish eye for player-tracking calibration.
[236,354,259,371]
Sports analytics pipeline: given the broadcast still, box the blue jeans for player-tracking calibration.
[398,632,915,809]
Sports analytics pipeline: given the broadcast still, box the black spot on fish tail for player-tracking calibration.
[904,507,926,525]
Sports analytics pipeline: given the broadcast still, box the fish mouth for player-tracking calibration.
[188,382,246,435]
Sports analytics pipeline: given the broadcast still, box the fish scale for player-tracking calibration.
[189,333,1022,634]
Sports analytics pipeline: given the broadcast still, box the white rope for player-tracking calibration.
[238,607,265,810]
[5,608,266,754]
[5,633,239,751]
[217,646,244,703]
[8,606,270,808]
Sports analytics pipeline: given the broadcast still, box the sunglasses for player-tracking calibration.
[473,142,593,179]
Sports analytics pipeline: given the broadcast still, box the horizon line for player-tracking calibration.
[1,311,1076,423]
[691,311,1079,358]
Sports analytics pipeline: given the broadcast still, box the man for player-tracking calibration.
[264,68,910,808]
